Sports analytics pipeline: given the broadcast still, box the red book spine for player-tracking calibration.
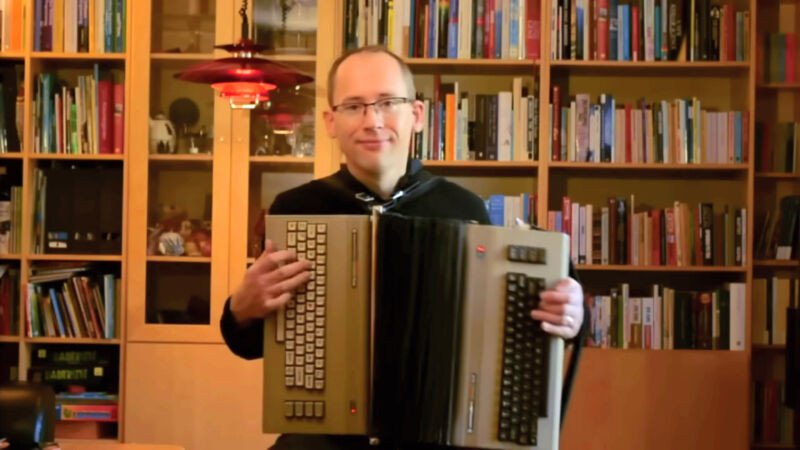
[625,104,632,163]
[597,0,609,60]
[665,208,677,265]
[487,0,496,58]
[526,0,541,59]
[652,209,661,265]
[98,79,113,154]
[724,5,735,61]
[786,34,796,83]
[552,85,561,160]
[632,5,639,61]
[562,196,572,241]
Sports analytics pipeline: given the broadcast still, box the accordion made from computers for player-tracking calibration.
[262,212,569,449]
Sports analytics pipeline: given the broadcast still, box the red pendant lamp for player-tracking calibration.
[174,0,313,109]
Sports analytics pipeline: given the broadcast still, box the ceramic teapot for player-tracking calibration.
[149,113,176,154]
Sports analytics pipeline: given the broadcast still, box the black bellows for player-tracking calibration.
[371,213,466,446]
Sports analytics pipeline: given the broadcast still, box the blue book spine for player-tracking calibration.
[576,8,584,59]
[116,0,125,52]
[429,0,438,58]
[105,0,114,52]
[510,0,520,57]
[448,0,459,58]
[621,5,630,61]
[735,111,742,163]
[601,95,615,162]
[609,0,618,60]
[410,0,417,57]
[522,194,530,225]
[555,211,563,232]
[34,0,42,51]
[686,100,693,163]
[48,287,67,337]
[489,195,505,226]
[495,5,502,58]
[654,6,661,60]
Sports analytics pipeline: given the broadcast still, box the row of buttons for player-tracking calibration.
[507,245,547,264]
[284,400,325,419]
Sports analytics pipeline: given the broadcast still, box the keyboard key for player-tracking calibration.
[316,306,325,316]
[316,317,325,327]
[298,242,306,252]
[305,353,314,364]
[315,348,324,358]
[305,375,314,389]
[317,275,326,285]
[286,329,295,340]
[285,366,294,376]
[287,318,296,328]
[295,370,304,386]
[315,359,324,369]
[307,321,315,332]
[308,226,316,239]
[314,401,325,418]
[297,335,304,345]
[287,232,297,246]
[316,265,325,275]
[307,292,315,301]
[295,402,304,417]
[296,346,305,356]
[308,240,316,249]
[286,341,295,351]
[288,221,297,231]
[308,249,316,258]
[297,324,305,335]
[298,222,307,231]
[316,286,326,296]
[306,363,314,374]
[315,328,325,337]
[315,379,324,390]
[317,255,326,265]
[317,224,326,233]
[306,343,314,353]
[297,294,305,303]
[316,338,324,347]
[285,352,294,365]
[285,376,294,387]
[316,296,325,306]
[285,401,295,418]
[315,369,324,379]
[318,245,326,254]
[317,234,326,244]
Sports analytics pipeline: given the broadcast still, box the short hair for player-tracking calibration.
[326,45,416,107]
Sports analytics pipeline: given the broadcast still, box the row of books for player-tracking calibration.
[753,381,795,446]
[0,184,22,254]
[33,0,126,53]
[550,87,749,164]
[755,196,800,261]
[549,197,747,267]
[34,66,124,155]
[26,264,119,339]
[752,277,800,347]
[56,391,118,422]
[755,122,799,174]
[344,0,541,60]
[762,33,800,84]
[413,77,539,161]
[0,265,19,335]
[485,193,538,226]
[551,0,748,61]
[587,283,746,350]
[0,0,24,52]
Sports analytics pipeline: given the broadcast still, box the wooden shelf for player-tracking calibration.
[147,255,211,263]
[422,160,538,169]
[757,83,800,90]
[405,57,537,74]
[754,260,800,268]
[0,335,21,343]
[249,155,314,165]
[24,337,121,345]
[0,152,23,159]
[31,52,126,60]
[27,254,123,262]
[29,153,124,161]
[756,172,800,179]
[576,264,746,272]
[550,60,750,73]
[0,52,25,59]
[263,54,316,64]
[752,344,786,352]
[149,154,213,162]
[549,162,747,171]
[0,254,22,260]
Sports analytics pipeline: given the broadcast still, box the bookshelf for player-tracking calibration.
[0,0,132,444]
[752,0,800,446]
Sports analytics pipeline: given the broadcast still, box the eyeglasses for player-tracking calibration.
[332,97,413,118]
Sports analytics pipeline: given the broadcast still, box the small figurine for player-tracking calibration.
[158,232,185,256]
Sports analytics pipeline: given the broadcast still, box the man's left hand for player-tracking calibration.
[530,277,584,339]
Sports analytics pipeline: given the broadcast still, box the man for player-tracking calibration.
[220,46,585,449]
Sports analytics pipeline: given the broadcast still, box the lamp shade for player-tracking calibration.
[174,39,314,109]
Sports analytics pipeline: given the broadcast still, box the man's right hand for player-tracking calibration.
[230,239,311,325]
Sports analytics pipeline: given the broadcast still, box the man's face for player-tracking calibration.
[323,52,425,176]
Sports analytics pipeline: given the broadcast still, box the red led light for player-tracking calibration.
[350,408,357,414]
[477,245,485,253]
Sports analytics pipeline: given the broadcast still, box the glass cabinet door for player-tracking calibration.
[229,0,335,286]
[128,0,233,342]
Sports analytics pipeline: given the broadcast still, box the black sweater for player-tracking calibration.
[219,160,581,449]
